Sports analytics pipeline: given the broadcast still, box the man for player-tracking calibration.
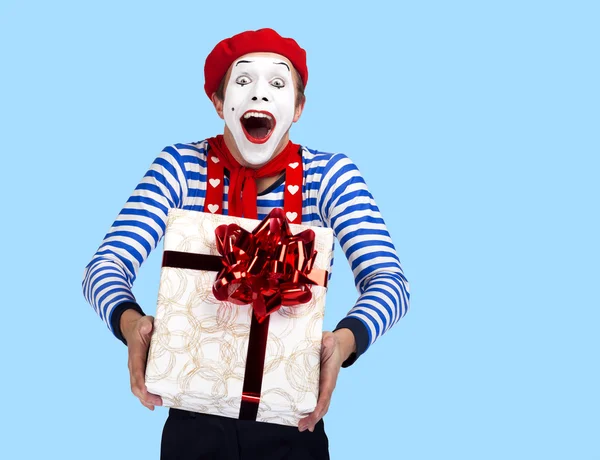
[82,28,410,459]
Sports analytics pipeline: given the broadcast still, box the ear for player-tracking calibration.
[293,97,305,123]
[211,93,224,120]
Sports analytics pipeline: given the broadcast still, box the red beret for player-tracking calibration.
[204,28,308,100]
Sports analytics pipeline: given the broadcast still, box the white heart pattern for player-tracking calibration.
[288,162,299,169]
[286,211,298,222]
[287,185,299,195]
[208,204,220,214]
[209,178,221,188]
[210,156,220,164]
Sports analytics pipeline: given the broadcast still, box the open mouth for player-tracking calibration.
[240,110,276,144]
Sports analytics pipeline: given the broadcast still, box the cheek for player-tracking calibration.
[224,86,245,112]
[272,88,295,112]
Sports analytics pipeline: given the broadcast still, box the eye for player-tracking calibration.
[236,75,252,86]
[270,77,285,89]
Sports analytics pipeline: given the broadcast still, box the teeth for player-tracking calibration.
[243,112,272,120]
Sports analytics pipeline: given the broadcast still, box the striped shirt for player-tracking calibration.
[81,140,410,366]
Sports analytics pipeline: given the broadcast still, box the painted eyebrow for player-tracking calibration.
[235,60,253,66]
[274,61,290,71]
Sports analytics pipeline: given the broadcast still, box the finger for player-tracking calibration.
[298,333,338,432]
[315,372,336,412]
[139,399,155,411]
[129,351,148,392]
[298,407,329,432]
[150,392,163,406]
[298,392,332,432]
[132,384,163,406]
[129,350,149,397]
[146,390,163,406]
[130,363,162,406]
[307,399,331,432]
[131,379,162,407]
[301,357,337,431]
[128,321,162,406]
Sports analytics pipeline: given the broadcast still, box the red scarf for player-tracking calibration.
[206,135,302,219]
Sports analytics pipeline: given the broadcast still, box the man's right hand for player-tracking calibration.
[120,310,163,411]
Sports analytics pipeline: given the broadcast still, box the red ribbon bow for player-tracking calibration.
[212,208,328,323]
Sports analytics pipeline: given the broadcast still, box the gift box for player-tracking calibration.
[145,208,334,426]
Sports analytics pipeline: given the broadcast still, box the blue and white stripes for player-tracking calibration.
[81,146,188,325]
[82,140,410,360]
[314,149,410,345]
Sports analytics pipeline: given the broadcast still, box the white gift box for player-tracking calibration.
[145,208,334,426]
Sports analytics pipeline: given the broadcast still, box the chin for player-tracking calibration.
[235,135,283,166]
[239,149,275,166]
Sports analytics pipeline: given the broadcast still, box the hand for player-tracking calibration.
[121,311,163,411]
[298,329,356,432]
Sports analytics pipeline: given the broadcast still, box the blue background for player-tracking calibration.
[1,1,598,458]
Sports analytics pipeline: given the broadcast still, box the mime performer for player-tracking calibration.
[82,28,410,460]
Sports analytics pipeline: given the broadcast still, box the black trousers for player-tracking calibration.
[160,408,330,460]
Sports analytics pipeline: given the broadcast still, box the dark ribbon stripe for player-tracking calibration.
[238,313,270,421]
[161,209,328,421]
[162,250,223,272]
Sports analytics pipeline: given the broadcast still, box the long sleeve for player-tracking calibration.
[317,153,410,367]
[81,145,189,345]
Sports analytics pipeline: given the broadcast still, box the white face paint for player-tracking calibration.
[223,55,296,166]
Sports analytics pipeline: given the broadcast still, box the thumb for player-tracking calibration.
[139,316,154,336]
[323,334,336,352]
[323,333,336,351]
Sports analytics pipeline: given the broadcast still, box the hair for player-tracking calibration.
[215,67,306,108]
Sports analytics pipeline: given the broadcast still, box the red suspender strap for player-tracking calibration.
[204,150,224,215]
[283,151,303,224]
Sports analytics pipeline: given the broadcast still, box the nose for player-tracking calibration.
[252,96,269,102]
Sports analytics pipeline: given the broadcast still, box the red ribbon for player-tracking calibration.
[212,208,328,323]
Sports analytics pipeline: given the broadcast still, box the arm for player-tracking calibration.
[81,145,189,345]
[318,153,410,367]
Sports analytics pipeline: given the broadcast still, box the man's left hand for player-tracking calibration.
[298,329,356,432]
